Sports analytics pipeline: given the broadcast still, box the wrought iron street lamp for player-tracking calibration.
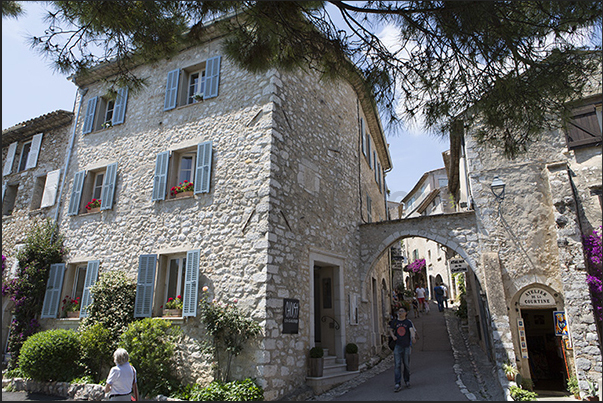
[490,176,506,202]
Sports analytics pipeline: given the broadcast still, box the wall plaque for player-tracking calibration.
[283,298,300,334]
[519,287,556,307]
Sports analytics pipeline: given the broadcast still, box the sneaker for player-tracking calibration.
[405,381,411,388]
[394,384,401,392]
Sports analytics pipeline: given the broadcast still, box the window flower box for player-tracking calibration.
[175,191,193,199]
[163,309,182,317]
[67,311,80,318]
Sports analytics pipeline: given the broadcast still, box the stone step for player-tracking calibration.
[306,369,360,395]
[323,361,347,377]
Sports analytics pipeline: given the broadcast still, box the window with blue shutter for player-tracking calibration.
[83,97,98,134]
[183,249,200,317]
[152,152,170,201]
[194,141,213,194]
[80,260,100,318]
[164,69,180,111]
[367,137,372,168]
[25,133,43,170]
[100,162,118,210]
[204,56,221,99]
[67,170,86,216]
[3,142,17,176]
[360,118,366,157]
[134,254,157,317]
[41,263,66,318]
[112,87,129,125]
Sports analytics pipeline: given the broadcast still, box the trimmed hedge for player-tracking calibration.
[18,328,84,382]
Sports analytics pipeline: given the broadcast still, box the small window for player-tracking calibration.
[2,184,18,216]
[67,163,118,215]
[82,88,129,134]
[152,141,212,201]
[564,99,602,149]
[164,56,221,111]
[134,250,200,318]
[41,261,100,319]
[18,142,32,172]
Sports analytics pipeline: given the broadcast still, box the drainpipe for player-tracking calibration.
[52,87,88,241]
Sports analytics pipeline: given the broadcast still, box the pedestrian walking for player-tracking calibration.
[442,284,449,308]
[412,297,420,318]
[105,348,139,401]
[389,306,417,392]
[434,283,445,312]
[415,284,426,313]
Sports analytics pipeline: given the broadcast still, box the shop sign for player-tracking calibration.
[519,287,556,307]
[283,298,299,334]
[553,311,568,337]
[517,318,529,358]
[449,258,468,273]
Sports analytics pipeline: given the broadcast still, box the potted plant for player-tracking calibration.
[345,343,359,371]
[61,295,81,318]
[308,346,324,377]
[567,376,580,399]
[193,93,204,102]
[170,180,194,198]
[163,295,183,316]
[85,198,102,213]
[503,360,519,381]
[586,379,600,401]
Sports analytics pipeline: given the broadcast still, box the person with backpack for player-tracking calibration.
[434,283,445,312]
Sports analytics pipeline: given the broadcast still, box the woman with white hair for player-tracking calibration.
[105,348,139,401]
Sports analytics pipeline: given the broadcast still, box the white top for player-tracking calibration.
[107,363,136,395]
[415,287,425,298]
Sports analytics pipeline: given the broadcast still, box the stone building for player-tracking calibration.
[2,26,393,399]
[2,110,74,360]
[454,88,602,396]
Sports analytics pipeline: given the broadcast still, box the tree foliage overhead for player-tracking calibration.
[4,1,602,157]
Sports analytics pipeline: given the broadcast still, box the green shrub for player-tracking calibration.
[345,343,358,354]
[309,346,324,358]
[79,323,113,382]
[510,385,538,401]
[455,293,468,319]
[18,329,83,382]
[81,270,136,350]
[119,318,182,398]
[567,375,579,396]
[180,378,264,401]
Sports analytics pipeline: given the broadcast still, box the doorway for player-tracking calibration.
[521,309,567,391]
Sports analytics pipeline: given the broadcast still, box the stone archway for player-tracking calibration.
[359,211,480,281]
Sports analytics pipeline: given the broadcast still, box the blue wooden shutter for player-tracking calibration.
[164,69,180,110]
[41,263,66,318]
[25,133,43,170]
[3,142,18,176]
[134,254,157,317]
[100,163,118,210]
[204,56,221,99]
[67,170,86,216]
[152,152,170,201]
[360,118,366,157]
[80,260,100,318]
[367,137,372,168]
[83,96,98,134]
[194,141,212,194]
[112,87,129,125]
[183,249,200,317]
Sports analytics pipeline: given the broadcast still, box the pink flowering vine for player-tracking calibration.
[584,226,602,321]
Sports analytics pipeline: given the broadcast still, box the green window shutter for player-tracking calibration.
[134,254,157,317]
[25,133,43,170]
[41,263,66,318]
[3,142,18,176]
[194,141,212,194]
[183,249,200,317]
[204,56,221,99]
[67,170,86,216]
[83,96,98,134]
[80,260,100,318]
[164,69,180,111]
[112,87,129,125]
[152,152,170,201]
[100,162,118,210]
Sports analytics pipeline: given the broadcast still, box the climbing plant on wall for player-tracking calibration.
[1,218,67,369]
[584,226,602,322]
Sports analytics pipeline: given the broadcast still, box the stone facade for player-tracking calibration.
[2,34,392,400]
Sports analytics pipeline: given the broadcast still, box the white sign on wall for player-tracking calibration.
[449,258,468,273]
[519,287,556,307]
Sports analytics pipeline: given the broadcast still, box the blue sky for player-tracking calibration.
[2,2,449,201]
